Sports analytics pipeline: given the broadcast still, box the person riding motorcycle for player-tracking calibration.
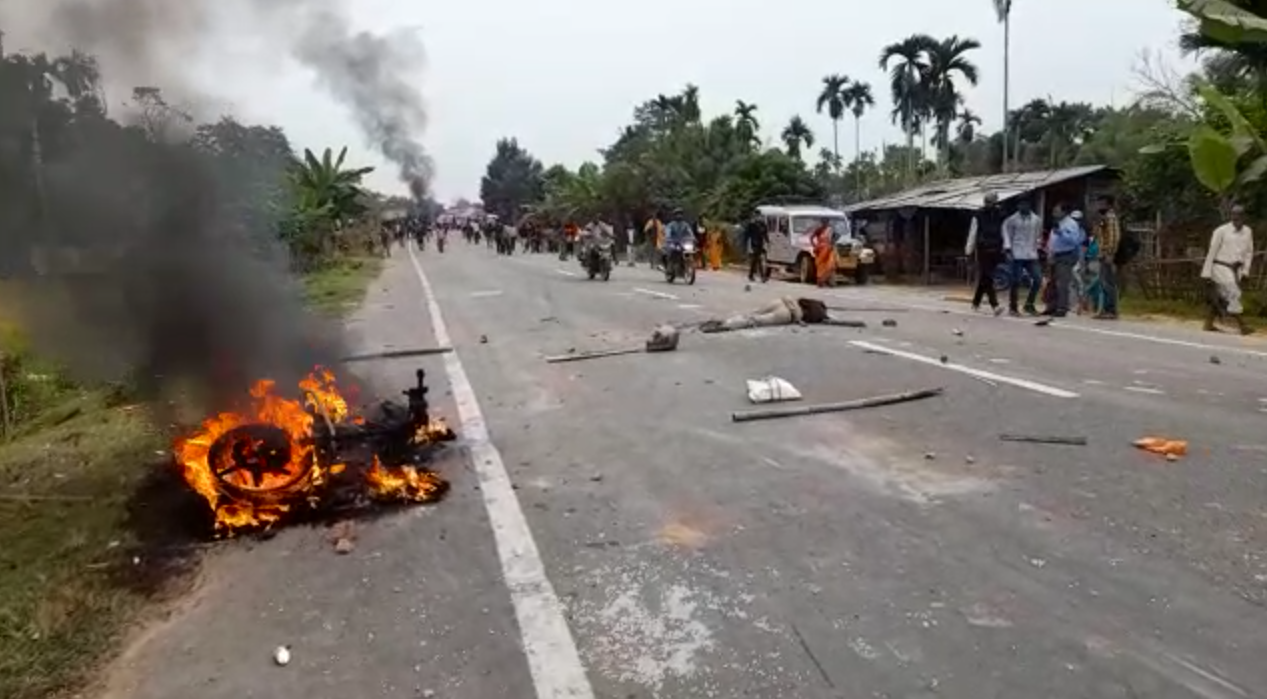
[662,208,694,268]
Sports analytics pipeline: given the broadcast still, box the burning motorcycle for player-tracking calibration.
[663,239,697,285]
[581,238,614,281]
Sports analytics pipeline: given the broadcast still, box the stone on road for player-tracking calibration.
[104,244,1267,699]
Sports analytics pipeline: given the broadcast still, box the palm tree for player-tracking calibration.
[816,74,850,167]
[922,35,981,170]
[781,116,814,160]
[733,100,760,147]
[879,34,936,181]
[841,81,874,194]
[955,108,981,142]
[678,84,702,122]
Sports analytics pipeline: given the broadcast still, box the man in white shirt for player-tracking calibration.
[1201,204,1255,335]
[1002,198,1044,316]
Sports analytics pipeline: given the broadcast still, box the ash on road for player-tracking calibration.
[103,243,1267,699]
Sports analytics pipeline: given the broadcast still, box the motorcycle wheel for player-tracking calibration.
[686,262,697,285]
[601,262,611,282]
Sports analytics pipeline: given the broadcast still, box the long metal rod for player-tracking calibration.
[339,347,453,363]
[731,387,943,423]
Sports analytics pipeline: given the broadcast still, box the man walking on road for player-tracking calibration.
[1200,204,1255,335]
[743,211,770,282]
[1094,195,1127,320]
[966,192,1005,315]
[1003,197,1043,316]
[1046,207,1086,317]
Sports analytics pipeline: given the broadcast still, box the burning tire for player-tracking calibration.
[207,423,316,501]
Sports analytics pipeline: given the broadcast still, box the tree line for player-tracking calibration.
[480,14,1267,244]
[0,36,417,277]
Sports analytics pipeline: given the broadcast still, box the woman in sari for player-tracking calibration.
[809,217,836,287]
[706,226,724,270]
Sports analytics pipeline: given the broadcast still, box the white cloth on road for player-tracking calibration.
[746,377,802,403]
[1200,222,1254,315]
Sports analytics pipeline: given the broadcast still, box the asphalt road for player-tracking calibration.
[103,241,1267,699]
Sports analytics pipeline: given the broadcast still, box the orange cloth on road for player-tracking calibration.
[706,229,723,270]
[810,225,835,286]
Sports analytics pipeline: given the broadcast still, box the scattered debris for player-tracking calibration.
[881,319,898,327]
[274,645,291,666]
[821,319,866,328]
[1210,355,1222,365]
[1000,434,1088,446]
[545,347,643,363]
[952,328,964,336]
[965,455,976,464]
[924,452,937,460]
[479,335,489,344]
[744,283,752,291]
[329,520,356,554]
[746,377,802,404]
[589,473,604,482]
[1034,318,1051,327]
[1133,436,1188,458]
[646,324,680,352]
[731,387,944,423]
[939,354,949,364]
[339,347,453,363]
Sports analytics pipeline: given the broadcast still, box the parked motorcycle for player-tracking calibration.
[582,239,614,281]
[663,240,697,285]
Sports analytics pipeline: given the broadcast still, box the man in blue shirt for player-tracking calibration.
[1046,206,1086,317]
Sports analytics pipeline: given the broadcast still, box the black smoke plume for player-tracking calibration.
[0,0,433,411]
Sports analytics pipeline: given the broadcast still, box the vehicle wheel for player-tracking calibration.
[587,269,596,280]
[854,265,869,285]
[601,263,611,282]
[664,268,675,283]
[797,254,815,284]
[993,267,1011,292]
[686,264,696,285]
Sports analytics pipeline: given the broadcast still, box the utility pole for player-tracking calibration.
[995,0,1012,172]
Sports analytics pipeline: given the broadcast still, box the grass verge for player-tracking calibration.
[0,253,384,698]
[301,255,385,316]
[0,384,206,699]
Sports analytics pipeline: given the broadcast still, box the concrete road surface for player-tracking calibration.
[103,242,1267,699]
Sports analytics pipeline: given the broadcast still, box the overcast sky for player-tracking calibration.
[21,0,1194,202]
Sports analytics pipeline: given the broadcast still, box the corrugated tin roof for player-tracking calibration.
[844,164,1113,214]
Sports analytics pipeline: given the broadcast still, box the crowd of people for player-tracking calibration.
[962,193,1254,333]
[964,193,1133,320]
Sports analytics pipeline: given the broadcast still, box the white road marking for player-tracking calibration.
[677,303,703,310]
[407,248,594,699]
[633,287,678,300]
[470,289,504,298]
[1125,386,1166,395]
[850,340,1078,398]
[556,268,578,277]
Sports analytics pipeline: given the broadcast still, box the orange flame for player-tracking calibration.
[173,367,449,537]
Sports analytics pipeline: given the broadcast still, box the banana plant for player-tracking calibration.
[1138,1,1267,195]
